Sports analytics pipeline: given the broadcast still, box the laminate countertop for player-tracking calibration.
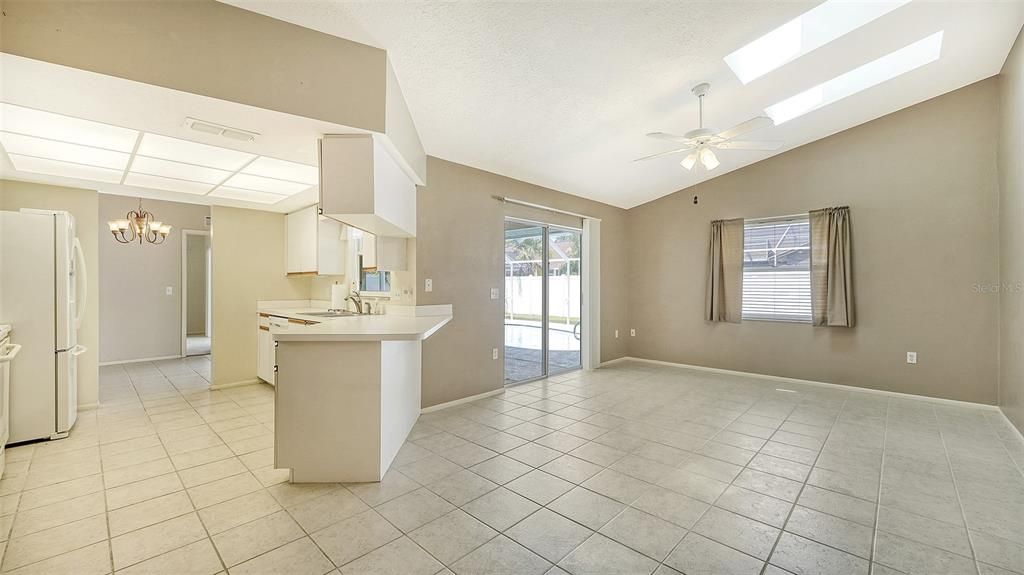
[261,306,452,342]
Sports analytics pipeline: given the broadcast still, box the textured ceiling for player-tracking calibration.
[234,2,1019,208]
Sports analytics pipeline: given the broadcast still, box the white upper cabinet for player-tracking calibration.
[286,206,317,275]
[357,232,407,272]
[319,134,417,238]
[285,205,347,276]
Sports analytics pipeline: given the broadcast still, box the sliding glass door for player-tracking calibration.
[547,227,582,376]
[504,219,582,385]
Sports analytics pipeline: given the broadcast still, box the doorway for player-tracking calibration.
[504,218,582,385]
[181,230,211,357]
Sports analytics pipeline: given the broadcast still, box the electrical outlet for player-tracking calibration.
[906,351,917,364]
[490,288,499,300]
[492,348,499,360]
[614,329,619,338]
[165,286,173,296]
[424,279,433,292]
[630,328,636,337]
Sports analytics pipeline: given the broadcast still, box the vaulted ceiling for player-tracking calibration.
[226,0,1023,208]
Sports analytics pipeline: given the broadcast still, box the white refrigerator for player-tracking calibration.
[0,209,87,443]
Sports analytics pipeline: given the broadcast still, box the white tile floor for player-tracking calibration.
[0,357,1022,574]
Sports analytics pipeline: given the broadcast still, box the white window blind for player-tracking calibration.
[742,216,812,322]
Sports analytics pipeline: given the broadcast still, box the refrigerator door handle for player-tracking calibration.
[73,237,87,330]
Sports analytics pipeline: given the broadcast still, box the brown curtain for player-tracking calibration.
[810,206,854,327]
[706,218,744,323]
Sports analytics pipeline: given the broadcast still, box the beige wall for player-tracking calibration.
[0,180,100,408]
[186,234,210,336]
[210,206,311,387]
[416,157,629,407]
[626,79,1001,404]
[98,195,209,362]
[999,31,1024,431]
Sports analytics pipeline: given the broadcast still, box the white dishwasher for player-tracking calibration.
[0,325,22,476]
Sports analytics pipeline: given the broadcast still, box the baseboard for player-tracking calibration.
[99,355,183,366]
[998,408,1024,444]
[209,378,261,391]
[76,402,99,411]
[421,388,504,414]
[603,356,1001,411]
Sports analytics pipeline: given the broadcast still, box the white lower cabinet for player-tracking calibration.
[257,314,285,385]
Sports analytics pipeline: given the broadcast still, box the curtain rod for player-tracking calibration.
[494,196,601,221]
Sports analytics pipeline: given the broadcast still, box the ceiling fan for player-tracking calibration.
[636,82,782,171]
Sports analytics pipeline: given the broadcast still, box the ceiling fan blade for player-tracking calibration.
[716,116,774,141]
[645,132,692,144]
[715,140,784,151]
[633,146,695,162]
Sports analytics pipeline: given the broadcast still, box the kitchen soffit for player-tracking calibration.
[0,103,319,205]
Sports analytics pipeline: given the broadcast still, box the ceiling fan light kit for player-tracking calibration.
[638,82,783,171]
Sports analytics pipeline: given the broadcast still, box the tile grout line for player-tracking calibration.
[867,396,891,574]
[645,385,804,573]
[122,360,230,573]
[981,410,1024,482]
[755,393,852,575]
[933,406,983,575]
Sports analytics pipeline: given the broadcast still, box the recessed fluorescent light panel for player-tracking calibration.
[129,156,231,185]
[725,0,911,84]
[764,30,943,125]
[208,186,287,204]
[242,156,318,185]
[0,104,315,204]
[136,133,256,171]
[7,154,124,183]
[0,132,130,170]
[222,173,310,195]
[124,172,214,195]
[0,103,139,151]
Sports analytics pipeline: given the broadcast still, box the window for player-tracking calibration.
[742,216,811,322]
[360,268,391,293]
[358,254,391,293]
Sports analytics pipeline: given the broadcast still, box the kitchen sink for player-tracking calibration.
[302,311,357,317]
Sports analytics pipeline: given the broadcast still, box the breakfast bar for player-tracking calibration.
[269,307,451,483]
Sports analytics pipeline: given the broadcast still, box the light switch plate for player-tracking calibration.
[490,288,499,300]
[906,351,917,364]
[630,329,636,337]
[492,348,499,360]
[615,330,619,338]
[165,286,173,296]
[425,279,433,292]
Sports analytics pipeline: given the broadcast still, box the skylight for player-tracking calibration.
[0,104,321,205]
[764,31,943,125]
[724,0,911,84]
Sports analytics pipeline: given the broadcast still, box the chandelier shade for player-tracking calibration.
[108,199,171,245]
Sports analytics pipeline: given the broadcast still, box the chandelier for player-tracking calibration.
[108,199,172,245]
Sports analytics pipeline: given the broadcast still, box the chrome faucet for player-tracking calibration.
[345,293,363,314]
